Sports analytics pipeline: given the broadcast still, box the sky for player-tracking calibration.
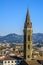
[0,0,43,36]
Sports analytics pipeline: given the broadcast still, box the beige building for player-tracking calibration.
[32,51,39,58]
[15,44,23,53]
[39,47,43,56]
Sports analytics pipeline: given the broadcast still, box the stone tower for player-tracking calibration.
[24,10,32,61]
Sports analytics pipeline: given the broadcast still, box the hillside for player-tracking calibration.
[0,33,23,43]
[0,33,43,44]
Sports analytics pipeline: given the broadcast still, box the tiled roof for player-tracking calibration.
[19,60,42,65]
[0,56,22,60]
[34,56,43,60]
[27,60,42,65]
[0,56,15,60]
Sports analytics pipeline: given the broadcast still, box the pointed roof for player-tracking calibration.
[24,9,32,28]
[25,9,30,23]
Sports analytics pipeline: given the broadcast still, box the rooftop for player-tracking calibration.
[34,56,43,60]
[0,56,22,60]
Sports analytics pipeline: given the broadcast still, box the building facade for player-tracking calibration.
[3,60,21,65]
[24,10,32,61]
[0,57,22,65]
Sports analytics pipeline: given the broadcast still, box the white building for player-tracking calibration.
[0,56,22,65]
[3,60,21,65]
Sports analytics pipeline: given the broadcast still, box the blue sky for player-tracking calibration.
[0,0,43,36]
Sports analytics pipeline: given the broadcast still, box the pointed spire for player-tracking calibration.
[26,9,29,16]
[24,9,32,28]
[26,9,30,23]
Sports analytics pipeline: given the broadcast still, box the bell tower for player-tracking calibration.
[24,10,32,61]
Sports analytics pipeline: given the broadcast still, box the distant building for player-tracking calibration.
[15,44,23,54]
[32,51,39,58]
[39,47,43,56]
[24,10,32,61]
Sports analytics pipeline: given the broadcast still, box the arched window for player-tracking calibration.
[28,45,30,49]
